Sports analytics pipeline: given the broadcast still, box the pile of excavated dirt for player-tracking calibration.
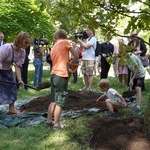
[20,90,150,150]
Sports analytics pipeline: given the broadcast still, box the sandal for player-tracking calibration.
[53,123,66,131]
[45,122,54,127]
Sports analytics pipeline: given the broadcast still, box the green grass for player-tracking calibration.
[1,64,150,150]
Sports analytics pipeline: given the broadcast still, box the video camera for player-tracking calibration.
[74,30,88,40]
[33,37,49,46]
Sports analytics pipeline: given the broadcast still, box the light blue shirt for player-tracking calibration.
[82,36,97,61]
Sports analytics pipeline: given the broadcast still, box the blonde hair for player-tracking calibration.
[13,31,30,48]
[99,79,110,89]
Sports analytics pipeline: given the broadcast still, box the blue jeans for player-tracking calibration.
[73,71,78,83]
[33,58,43,86]
[73,61,79,83]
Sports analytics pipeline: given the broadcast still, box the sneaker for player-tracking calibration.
[90,89,97,92]
[87,88,96,92]
[86,88,91,91]
[107,111,115,117]
[79,87,87,91]
[131,107,141,115]
[71,81,77,84]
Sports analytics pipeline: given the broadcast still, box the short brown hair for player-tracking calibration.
[54,29,67,40]
[99,79,110,88]
[14,31,30,47]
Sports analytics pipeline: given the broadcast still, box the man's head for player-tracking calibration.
[0,32,4,43]
[72,41,77,47]
[105,34,112,42]
[85,29,94,37]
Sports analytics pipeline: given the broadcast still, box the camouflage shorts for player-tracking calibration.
[51,74,68,107]
[81,60,94,75]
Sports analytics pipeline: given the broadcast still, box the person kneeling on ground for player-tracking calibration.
[96,79,127,117]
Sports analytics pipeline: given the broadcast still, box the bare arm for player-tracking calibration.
[69,47,79,64]
[78,38,92,49]
[130,65,139,85]
[15,65,24,86]
[96,94,106,105]
[115,92,127,107]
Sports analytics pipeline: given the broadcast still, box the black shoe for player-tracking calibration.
[24,85,28,90]
[72,81,77,84]
[107,111,115,117]
[114,108,118,113]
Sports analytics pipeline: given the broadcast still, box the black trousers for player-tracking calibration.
[16,61,29,89]
[100,58,111,79]
[22,62,29,84]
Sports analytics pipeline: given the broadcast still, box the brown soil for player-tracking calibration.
[20,90,150,150]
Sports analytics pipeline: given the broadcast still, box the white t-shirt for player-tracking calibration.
[82,36,97,61]
[104,88,121,102]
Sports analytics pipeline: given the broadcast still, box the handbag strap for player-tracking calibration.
[10,44,14,63]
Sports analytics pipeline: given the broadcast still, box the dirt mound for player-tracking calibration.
[89,117,150,150]
[20,90,104,112]
[20,90,150,150]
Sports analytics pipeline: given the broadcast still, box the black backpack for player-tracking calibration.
[95,41,101,56]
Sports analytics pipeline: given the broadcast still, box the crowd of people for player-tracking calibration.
[0,28,149,130]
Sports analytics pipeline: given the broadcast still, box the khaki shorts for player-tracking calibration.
[51,74,68,107]
[81,60,95,75]
[110,99,123,107]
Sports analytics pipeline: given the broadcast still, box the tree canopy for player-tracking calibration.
[0,0,149,43]
[35,0,150,40]
[0,0,55,42]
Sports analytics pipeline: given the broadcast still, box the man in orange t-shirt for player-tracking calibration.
[45,29,79,130]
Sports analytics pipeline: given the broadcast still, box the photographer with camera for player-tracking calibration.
[33,38,45,87]
[78,28,97,91]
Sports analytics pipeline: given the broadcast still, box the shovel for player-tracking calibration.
[122,90,136,98]
[36,82,51,90]
[0,80,38,90]
[122,72,136,98]
[122,85,136,98]
[0,80,51,91]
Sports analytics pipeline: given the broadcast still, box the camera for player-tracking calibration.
[74,30,88,39]
[33,38,49,46]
